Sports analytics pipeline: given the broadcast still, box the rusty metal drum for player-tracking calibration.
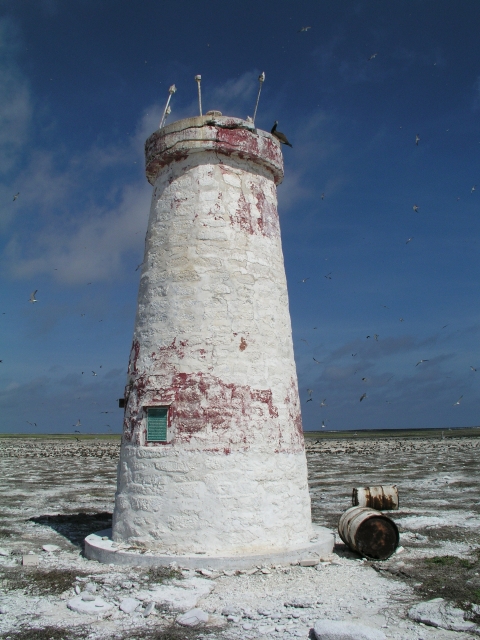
[352,485,399,510]
[338,506,399,560]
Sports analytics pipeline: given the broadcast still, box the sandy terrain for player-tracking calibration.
[0,434,479,639]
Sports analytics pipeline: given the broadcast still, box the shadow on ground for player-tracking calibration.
[29,512,112,548]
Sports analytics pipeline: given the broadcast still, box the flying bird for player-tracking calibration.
[13,192,19,201]
[415,134,420,145]
[271,121,293,147]
[324,272,332,279]
[413,204,419,212]
[352,353,357,357]
[360,393,367,402]
[307,389,313,396]
[299,278,310,283]
[73,420,81,427]
[74,430,81,433]
[368,53,378,61]
[374,334,379,341]
[320,399,327,407]
[453,395,463,406]
[470,366,477,372]
[313,357,323,364]
[406,237,414,244]
[321,193,325,200]
[306,398,312,403]
[362,377,368,381]
[472,185,476,193]
[399,318,404,322]
[92,371,97,376]
[415,359,429,366]
[298,26,311,32]
[26,421,37,427]
[29,290,38,303]
[321,420,327,428]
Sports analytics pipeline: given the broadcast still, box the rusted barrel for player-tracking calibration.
[352,485,399,510]
[338,506,399,560]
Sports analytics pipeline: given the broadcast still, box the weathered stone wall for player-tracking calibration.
[112,116,313,555]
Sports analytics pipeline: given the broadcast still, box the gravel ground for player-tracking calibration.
[0,434,479,640]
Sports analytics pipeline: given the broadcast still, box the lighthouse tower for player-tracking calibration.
[85,112,333,567]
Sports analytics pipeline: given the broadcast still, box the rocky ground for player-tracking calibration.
[0,434,479,640]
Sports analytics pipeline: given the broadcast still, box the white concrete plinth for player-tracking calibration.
[84,526,334,570]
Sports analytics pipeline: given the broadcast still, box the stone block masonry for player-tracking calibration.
[102,114,329,561]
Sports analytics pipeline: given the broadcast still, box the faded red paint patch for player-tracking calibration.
[169,372,280,443]
[123,366,304,451]
[239,337,247,351]
[251,183,280,238]
[284,377,304,440]
[227,178,279,239]
[230,192,255,235]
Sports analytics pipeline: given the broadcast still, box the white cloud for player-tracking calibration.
[5,180,151,284]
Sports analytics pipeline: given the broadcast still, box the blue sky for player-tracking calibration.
[0,0,479,434]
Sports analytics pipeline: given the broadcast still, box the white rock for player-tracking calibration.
[0,605,8,614]
[135,577,213,612]
[299,559,319,567]
[85,582,97,593]
[0,548,10,557]
[408,598,477,632]
[22,554,39,566]
[176,607,209,627]
[119,597,141,614]
[143,602,155,617]
[42,544,60,552]
[75,585,81,595]
[314,619,386,640]
[67,596,113,615]
[81,593,96,601]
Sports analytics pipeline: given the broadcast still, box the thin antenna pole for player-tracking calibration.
[159,84,177,129]
[252,72,265,126]
[195,75,202,116]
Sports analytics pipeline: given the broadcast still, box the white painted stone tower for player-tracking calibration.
[86,113,333,566]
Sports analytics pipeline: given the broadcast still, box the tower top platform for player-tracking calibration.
[145,115,284,186]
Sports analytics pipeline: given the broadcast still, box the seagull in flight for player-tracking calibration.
[307,389,313,396]
[313,357,323,364]
[320,399,327,407]
[374,334,379,341]
[321,192,325,200]
[92,371,97,376]
[470,366,477,372]
[453,395,463,405]
[13,192,19,201]
[73,419,81,427]
[368,53,378,61]
[298,26,311,32]
[29,290,38,303]
[26,421,37,427]
[299,277,310,283]
[415,134,420,146]
[306,398,312,403]
[413,204,419,212]
[321,420,327,428]
[360,392,367,402]
[271,121,293,147]
[472,185,476,193]
[406,236,414,244]
[324,272,332,279]
[352,353,357,357]
[415,359,429,366]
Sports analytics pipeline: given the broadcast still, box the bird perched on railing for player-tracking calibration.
[271,121,293,147]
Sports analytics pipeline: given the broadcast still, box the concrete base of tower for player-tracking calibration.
[84,525,334,570]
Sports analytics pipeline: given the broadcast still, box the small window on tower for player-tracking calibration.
[146,406,169,442]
